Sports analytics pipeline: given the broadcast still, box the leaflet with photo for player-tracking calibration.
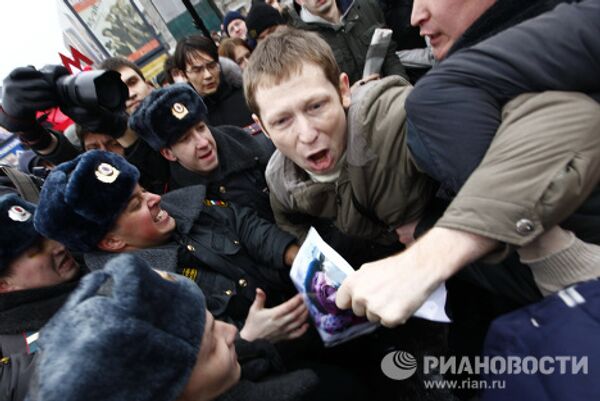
[290,228,450,347]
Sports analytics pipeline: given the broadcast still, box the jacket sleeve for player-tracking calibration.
[269,192,311,243]
[437,92,600,259]
[405,0,600,195]
[231,204,297,270]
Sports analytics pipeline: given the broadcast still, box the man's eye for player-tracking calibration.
[273,117,290,127]
[309,102,323,111]
[177,133,191,144]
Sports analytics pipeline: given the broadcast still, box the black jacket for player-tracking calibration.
[85,185,296,329]
[204,72,254,128]
[406,0,584,194]
[169,126,275,221]
[0,281,79,401]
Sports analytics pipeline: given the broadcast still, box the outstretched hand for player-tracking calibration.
[240,289,310,342]
[336,227,497,327]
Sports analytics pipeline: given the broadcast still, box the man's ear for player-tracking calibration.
[97,234,127,253]
[160,147,177,162]
[252,114,270,139]
[0,279,13,293]
[295,0,304,6]
[339,72,351,109]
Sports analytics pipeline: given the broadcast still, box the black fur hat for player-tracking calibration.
[34,150,139,252]
[129,83,208,151]
[26,254,206,401]
[246,3,284,40]
[0,193,39,271]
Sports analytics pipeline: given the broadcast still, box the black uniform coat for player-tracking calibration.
[0,281,79,401]
[85,185,297,329]
[168,125,275,222]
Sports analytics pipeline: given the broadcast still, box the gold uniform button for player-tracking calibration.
[219,186,226,194]
[187,244,196,252]
[233,240,240,245]
[238,278,248,287]
[225,289,233,296]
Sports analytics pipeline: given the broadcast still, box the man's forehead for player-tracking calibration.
[186,51,215,65]
[84,132,114,143]
[255,62,335,110]
[117,66,140,81]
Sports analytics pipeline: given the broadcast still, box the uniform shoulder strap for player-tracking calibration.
[0,166,40,203]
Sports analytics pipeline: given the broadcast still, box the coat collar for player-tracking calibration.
[450,0,565,56]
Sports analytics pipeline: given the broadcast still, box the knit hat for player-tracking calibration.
[26,254,207,401]
[34,150,139,252]
[223,11,245,35]
[0,193,39,272]
[246,3,284,40]
[129,83,208,151]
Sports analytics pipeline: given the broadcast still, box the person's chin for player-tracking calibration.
[202,85,218,96]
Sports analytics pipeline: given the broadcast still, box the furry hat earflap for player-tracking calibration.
[34,150,139,252]
[129,83,208,151]
[27,254,206,401]
[0,193,39,271]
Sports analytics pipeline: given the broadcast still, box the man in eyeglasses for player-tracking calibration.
[174,34,256,130]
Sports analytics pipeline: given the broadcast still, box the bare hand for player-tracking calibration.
[240,289,309,342]
[335,227,497,327]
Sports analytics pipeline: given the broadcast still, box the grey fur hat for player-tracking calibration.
[26,254,206,401]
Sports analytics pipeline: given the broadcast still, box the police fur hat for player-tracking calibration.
[129,83,208,151]
[34,150,139,253]
[26,254,206,401]
[246,3,284,40]
[0,193,39,272]
[223,10,245,35]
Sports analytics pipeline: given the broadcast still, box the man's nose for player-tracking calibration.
[296,115,318,144]
[193,132,210,148]
[410,0,429,28]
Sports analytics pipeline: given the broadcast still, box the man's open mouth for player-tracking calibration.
[154,209,167,223]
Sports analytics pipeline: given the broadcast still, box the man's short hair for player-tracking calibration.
[243,27,341,116]
[99,57,146,81]
[174,34,220,72]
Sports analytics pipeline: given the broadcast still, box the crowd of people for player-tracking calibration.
[1,0,599,400]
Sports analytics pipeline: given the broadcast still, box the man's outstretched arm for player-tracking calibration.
[336,226,496,327]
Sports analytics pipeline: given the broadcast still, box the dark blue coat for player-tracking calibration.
[406,0,599,195]
[482,279,600,401]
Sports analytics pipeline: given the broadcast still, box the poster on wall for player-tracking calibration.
[66,0,162,63]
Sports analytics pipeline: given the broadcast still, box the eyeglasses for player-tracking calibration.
[185,61,220,76]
